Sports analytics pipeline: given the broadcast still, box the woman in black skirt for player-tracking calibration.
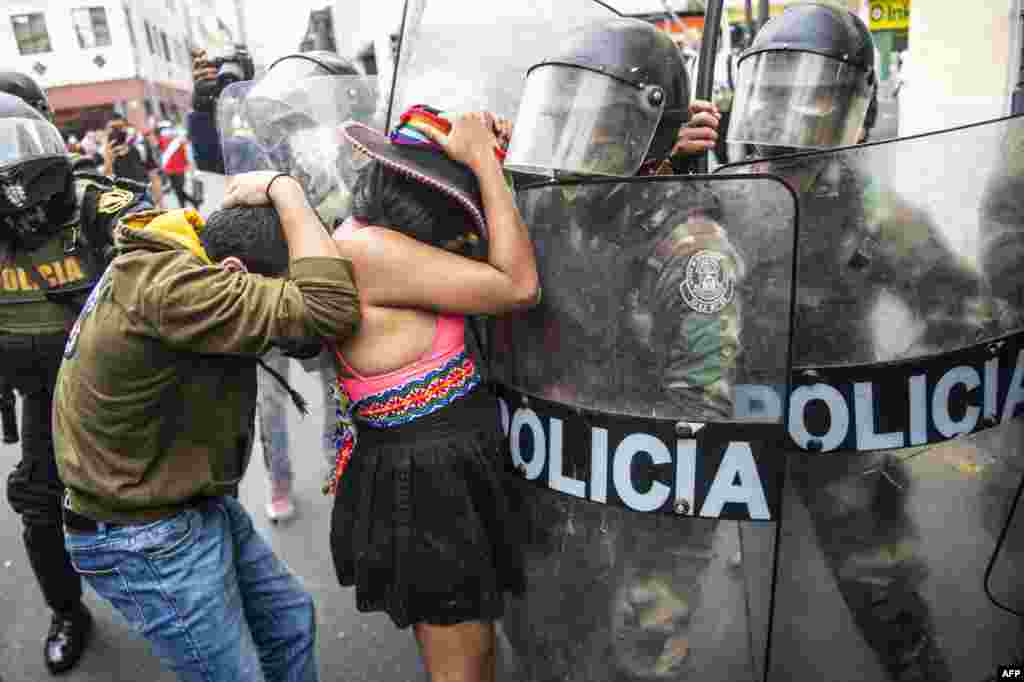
[327,107,539,681]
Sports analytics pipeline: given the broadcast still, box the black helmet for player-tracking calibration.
[266,50,359,79]
[236,50,361,133]
[0,71,52,121]
[0,92,74,246]
[506,17,690,177]
[243,50,365,127]
[727,3,877,154]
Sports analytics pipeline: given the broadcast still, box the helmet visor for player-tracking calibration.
[0,117,65,166]
[727,51,871,150]
[506,65,664,177]
[216,76,378,225]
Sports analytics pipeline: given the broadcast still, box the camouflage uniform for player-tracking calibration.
[498,180,745,681]
[726,154,992,682]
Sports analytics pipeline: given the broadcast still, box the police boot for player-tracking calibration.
[44,602,92,674]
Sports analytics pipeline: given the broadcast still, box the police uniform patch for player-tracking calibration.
[2,180,27,208]
[680,249,735,314]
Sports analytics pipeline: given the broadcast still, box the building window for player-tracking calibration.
[144,21,156,55]
[10,13,52,55]
[160,31,171,62]
[71,7,112,49]
[123,6,136,48]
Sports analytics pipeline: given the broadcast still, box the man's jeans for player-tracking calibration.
[64,496,318,682]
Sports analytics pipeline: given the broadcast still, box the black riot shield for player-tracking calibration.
[492,175,797,682]
[718,115,1024,681]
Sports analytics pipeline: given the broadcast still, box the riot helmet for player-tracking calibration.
[0,71,53,122]
[0,92,73,246]
[506,17,690,178]
[242,51,363,140]
[266,50,359,80]
[217,52,377,225]
[727,3,876,155]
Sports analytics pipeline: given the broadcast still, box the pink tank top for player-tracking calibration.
[336,314,467,402]
[325,217,483,495]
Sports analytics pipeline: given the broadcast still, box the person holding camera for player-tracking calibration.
[187,46,256,176]
[0,72,151,674]
[102,115,147,183]
[102,114,163,206]
[54,172,361,681]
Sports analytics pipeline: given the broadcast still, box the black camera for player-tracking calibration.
[193,45,256,113]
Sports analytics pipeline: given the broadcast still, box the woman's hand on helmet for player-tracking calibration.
[422,111,502,171]
[671,100,721,157]
[490,114,514,148]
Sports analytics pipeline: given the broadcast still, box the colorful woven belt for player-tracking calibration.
[325,350,480,495]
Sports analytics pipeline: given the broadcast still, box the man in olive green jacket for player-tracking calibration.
[53,171,359,682]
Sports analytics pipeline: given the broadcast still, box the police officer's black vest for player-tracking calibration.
[0,173,144,306]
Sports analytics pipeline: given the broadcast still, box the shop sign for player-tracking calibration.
[869,0,910,30]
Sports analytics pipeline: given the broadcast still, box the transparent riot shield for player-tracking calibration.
[387,0,618,131]
[718,115,1024,681]
[216,75,378,227]
[492,175,797,681]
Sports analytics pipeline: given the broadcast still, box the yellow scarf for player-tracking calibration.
[121,208,211,264]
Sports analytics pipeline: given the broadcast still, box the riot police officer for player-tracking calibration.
[976,117,1024,645]
[496,18,747,680]
[0,73,148,674]
[724,5,992,680]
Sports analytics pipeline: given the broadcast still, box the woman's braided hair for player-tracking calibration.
[350,160,482,257]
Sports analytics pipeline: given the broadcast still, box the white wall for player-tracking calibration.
[333,0,403,60]
[124,0,194,90]
[899,0,1015,135]
[0,0,193,90]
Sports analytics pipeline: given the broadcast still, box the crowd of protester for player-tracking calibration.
[63,117,200,211]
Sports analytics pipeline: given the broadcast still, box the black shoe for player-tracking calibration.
[44,603,92,675]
